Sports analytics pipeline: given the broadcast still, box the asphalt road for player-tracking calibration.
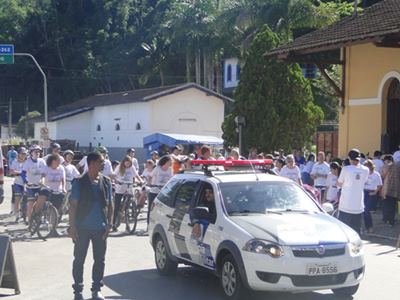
[0,177,399,300]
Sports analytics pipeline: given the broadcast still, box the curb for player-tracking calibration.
[363,233,398,241]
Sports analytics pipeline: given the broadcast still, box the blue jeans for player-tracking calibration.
[72,228,107,293]
[363,191,378,230]
[339,211,363,235]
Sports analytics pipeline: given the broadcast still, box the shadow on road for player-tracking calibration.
[104,267,346,300]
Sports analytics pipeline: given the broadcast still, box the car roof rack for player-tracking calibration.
[188,159,274,177]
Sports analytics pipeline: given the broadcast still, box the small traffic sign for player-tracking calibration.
[0,44,14,64]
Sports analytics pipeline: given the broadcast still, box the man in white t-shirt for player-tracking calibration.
[127,148,140,171]
[337,149,369,234]
[279,155,302,185]
[311,151,330,200]
[372,150,384,173]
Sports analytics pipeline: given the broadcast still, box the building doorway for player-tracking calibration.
[386,79,400,153]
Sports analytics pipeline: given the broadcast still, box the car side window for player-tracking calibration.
[157,179,181,207]
[174,180,198,213]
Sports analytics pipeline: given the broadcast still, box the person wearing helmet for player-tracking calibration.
[22,145,46,222]
[43,142,65,165]
[63,150,80,192]
[9,147,28,222]
[78,146,113,178]
[127,148,139,171]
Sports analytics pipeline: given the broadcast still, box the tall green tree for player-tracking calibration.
[222,25,323,153]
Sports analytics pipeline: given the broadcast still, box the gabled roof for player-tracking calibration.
[266,0,400,58]
[43,83,232,122]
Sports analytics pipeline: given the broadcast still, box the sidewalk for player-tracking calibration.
[365,208,400,242]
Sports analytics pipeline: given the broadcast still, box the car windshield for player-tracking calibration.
[219,181,321,215]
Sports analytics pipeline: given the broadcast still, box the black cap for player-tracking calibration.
[348,149,361,161]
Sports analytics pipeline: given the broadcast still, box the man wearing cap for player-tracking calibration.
[337,149,369,234]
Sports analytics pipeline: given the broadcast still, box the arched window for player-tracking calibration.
[136,122,141,130]
[115,123,120,131]
[227,64,232,82]
[96,124,101,131]
[236,65,241,81]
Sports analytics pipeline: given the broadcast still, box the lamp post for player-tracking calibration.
[234,115,246,155]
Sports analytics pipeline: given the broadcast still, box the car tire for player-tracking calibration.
[332,284,359,297]
[220,254,246,300]
[154,235,177,275]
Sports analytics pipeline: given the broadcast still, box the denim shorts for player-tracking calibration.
[26,187,41,202]
[12,184,25,197]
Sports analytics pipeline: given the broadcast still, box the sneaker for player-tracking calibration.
[91,291,105,300]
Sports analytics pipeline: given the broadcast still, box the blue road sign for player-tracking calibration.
[0,44,14,54]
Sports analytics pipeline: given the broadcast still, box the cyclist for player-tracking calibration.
[22,145,46,222]
[62,150,80,192]
[10,147,28,222]
[43,142,65,164]
[112,156,142,231]
[35,154,66,218]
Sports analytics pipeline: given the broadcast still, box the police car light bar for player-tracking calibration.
[191,159,273,167]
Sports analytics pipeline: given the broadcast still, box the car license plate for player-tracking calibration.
[306,263,338,276]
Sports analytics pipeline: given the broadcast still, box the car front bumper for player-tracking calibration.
[242,246,365,292]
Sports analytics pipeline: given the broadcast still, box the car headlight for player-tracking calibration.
[350,239,363,255]
[243,239,284,258]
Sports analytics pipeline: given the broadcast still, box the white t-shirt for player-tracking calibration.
[43,166,65,192]
[131,157,139,172]
[338,164,369,214]
[23,157,46,186]
[303,161,314,174]
[63,163,80,182]
[364,171,383,191]
[326,173,339,202]
[150,166,173,194]
[311,162,330,187]
[141,168,153,183]
[393,150,400,163]
[279,166,301,183]
[372,159,384,173]
[10,160,25,186]
[114,165,139,184]
[78,156,88,173]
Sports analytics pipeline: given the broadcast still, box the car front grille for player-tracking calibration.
[291,244,346,258]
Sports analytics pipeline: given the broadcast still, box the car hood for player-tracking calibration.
[230,212,350,246]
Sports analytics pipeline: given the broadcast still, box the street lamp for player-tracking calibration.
[234,115,246,155]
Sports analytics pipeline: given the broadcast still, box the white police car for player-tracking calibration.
[149,160,365,299]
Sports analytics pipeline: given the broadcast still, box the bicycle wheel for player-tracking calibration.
[37,203,59,240]
[125,198,141,234]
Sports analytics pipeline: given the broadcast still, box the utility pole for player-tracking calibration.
[8,97,12,138]
[25,96,29,139]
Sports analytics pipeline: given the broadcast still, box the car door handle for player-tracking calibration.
[166,214,174,219]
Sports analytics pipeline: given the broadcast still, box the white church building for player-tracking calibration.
[34,83,232,161]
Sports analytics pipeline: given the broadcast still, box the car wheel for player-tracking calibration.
[332,284,359,297]
[154,235,177,275]
[220,254,245,300]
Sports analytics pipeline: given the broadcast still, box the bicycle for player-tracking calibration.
[29,191,64,240]
[114,182,147,234]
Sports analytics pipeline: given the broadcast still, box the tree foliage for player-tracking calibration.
[15,111,41,138]
[222,26,323,153]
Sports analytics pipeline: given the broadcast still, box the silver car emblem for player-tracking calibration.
[316,245,325,255]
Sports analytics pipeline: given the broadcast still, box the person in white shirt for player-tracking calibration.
[393,144,400,163]
[127,148,140,171]
[43,143,65,165]
[10,147,28,221]
[147,155,173,225]
[141,159,155,183]
[78,146,114,178]
[35,154,66,219]
[62,150,80,192]
[301,153,315,185]
[23,145,46,222]
[337,149,369,234]
[273,158,285,175]
[279,155,302,185]
[311,151,331,201]
[363,160,383,233]
[372,150,384,173]
[112,156,142,231]
[326,162,341,203]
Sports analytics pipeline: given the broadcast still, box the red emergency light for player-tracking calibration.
[191,159,273,167]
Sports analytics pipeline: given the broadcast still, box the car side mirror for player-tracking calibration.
[190,206,209,220]
[322,202,334,214]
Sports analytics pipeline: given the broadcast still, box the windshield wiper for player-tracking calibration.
[265,210,283,215]
[229,210,263,215]
[278,209,310,213]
